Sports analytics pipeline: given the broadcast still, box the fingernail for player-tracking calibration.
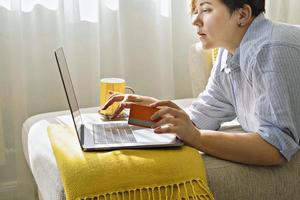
[154,127,160,133]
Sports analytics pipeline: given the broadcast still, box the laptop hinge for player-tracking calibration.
[80,125,85,145]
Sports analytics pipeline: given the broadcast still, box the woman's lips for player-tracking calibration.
[198,33,207,39]
[198,32,206,36]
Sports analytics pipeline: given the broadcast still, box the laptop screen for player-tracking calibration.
[54,48,83,139]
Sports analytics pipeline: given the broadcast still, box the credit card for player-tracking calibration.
[128,104,160,128]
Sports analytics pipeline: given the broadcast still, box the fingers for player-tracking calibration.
[108,95,143,119]
[110,102,126,119]
[101,94,143,110]
[151,116,178,129]
[149,100,180,109]
[154,125,177,134]
[101,94,125,110]
[127,95,143,103]
[110,102,137,119]
[120,102,137,108]
[151,107,184,121]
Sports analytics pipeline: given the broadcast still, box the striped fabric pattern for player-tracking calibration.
[185,14,300,161]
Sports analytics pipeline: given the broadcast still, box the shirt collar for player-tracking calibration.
[220,49,240,73]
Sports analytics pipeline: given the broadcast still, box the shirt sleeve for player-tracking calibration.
[185,65,236,130]
[254,44,300,161]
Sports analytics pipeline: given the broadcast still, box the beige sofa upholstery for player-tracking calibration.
[205,121,300,200]
[188,42,213,97]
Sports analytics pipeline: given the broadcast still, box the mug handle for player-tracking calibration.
[125,86,135,94]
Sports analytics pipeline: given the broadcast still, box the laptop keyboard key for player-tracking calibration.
[93,123,137,144]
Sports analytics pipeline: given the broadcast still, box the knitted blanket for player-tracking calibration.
[47,124,214,200]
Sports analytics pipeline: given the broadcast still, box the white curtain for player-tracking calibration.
[266,0,300,24]
[0,0,197,199]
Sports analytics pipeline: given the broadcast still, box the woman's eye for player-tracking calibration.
[200,8,211,13]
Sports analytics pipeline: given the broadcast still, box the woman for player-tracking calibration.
[101,0,300,166]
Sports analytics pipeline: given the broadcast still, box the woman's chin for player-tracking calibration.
[200,42,214,50]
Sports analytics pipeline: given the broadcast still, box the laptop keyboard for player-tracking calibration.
[93,123,137,144]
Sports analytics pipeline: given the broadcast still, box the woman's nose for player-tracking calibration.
[192,15,203,27]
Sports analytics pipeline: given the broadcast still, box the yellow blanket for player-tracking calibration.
[48,124,214,200]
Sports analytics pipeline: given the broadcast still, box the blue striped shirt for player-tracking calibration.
[185,14,300,161]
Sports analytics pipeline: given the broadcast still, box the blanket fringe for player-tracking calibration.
[79,179,214,200]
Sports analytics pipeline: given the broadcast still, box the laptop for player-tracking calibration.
[54,47,183,151]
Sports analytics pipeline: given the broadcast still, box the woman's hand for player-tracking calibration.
[101,91,158,119]
[149,100,201,147]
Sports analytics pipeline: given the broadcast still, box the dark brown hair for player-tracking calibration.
[191,0,265,16]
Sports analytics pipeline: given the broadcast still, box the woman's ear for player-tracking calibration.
[237,4,253,27]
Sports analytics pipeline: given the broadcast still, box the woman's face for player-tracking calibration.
[192,0,240,50]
